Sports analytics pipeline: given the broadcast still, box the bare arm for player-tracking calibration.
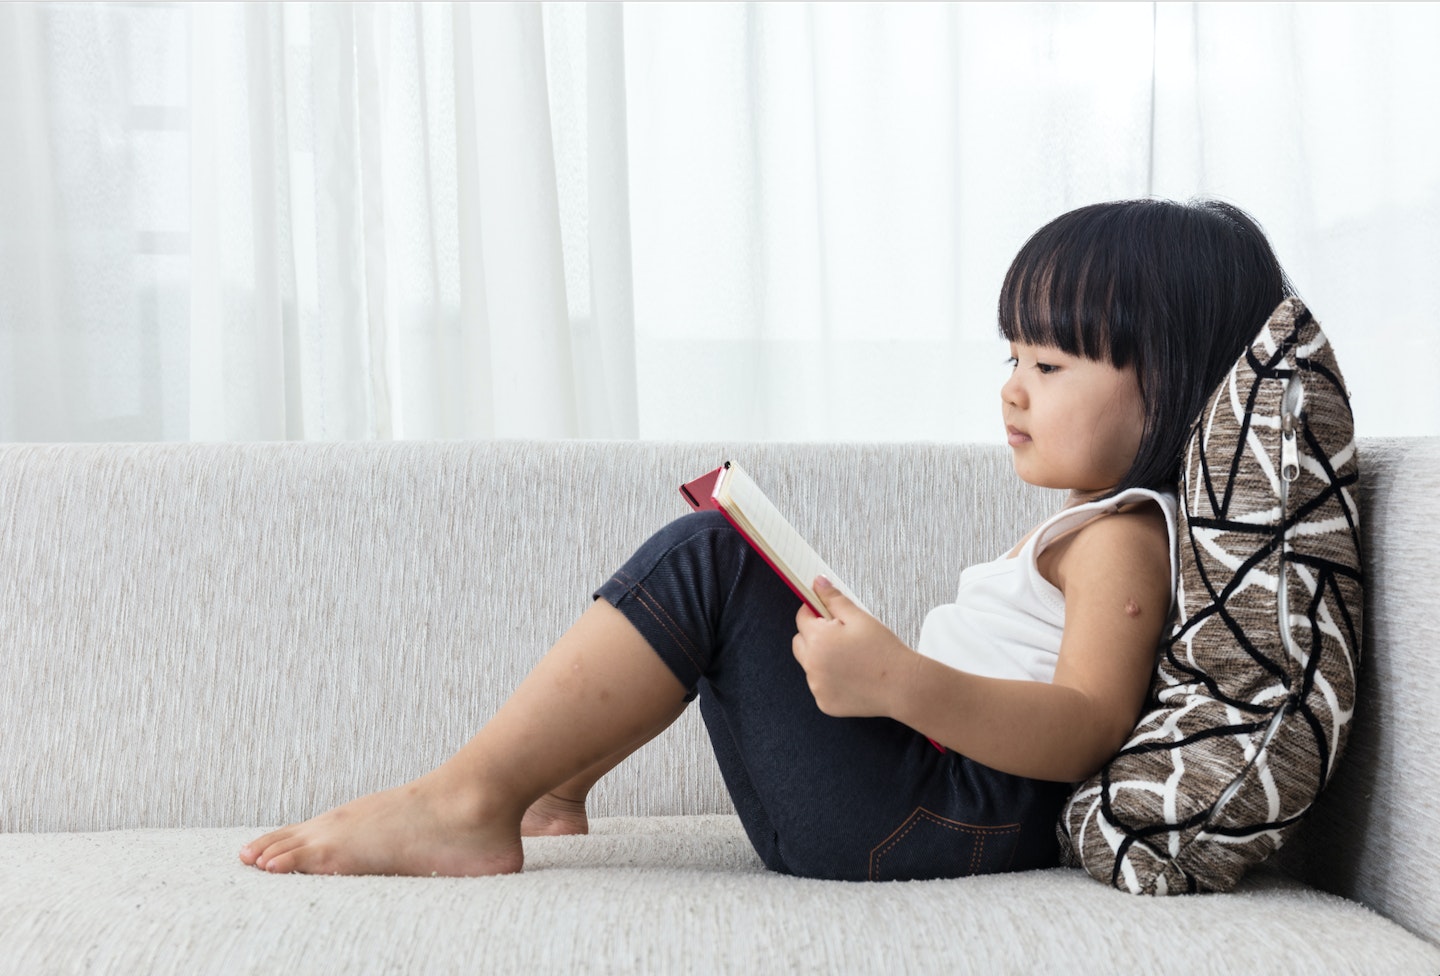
[792,507,1171,782]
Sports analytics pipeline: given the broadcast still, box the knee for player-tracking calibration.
[678,508,734,533]
[658,509,746,555]
[618,509,750,596]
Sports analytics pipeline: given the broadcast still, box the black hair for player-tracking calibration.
[998,198,1294,495]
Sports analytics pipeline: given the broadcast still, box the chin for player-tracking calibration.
[1010,462,1056,490]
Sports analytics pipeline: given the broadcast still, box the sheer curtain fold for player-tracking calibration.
[184,1,595,440]
[464,1,577,437]
[580,2,639,439]
[0,2,1436,442]
[0,4,68,437]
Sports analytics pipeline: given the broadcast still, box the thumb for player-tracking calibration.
[814,575,851,612]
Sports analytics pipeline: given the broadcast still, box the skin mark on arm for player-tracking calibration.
[1124,598,1141,618]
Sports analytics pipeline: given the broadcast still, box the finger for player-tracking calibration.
[813,576,852,617]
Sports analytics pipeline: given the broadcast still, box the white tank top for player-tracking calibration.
[915,488,1178,684]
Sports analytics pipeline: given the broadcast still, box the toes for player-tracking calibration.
[240,828,293,866]
[256,835,311,872]
[262,850,300,874]
[240,831,310,872]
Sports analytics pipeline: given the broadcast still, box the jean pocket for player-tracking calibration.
[868,807,1021,881]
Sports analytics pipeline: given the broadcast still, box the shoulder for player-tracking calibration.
[1092,497,1171,551]
[1043,498,1172,598]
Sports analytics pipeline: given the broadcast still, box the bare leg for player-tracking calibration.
[521,699,686,836]
[239,600,687,876]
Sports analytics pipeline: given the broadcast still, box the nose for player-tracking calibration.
[1001,369,1025,408]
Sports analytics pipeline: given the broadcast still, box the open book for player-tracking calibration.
[680,462,865,619]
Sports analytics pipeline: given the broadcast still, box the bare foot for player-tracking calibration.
[238,770,524,877]
[521,791,590,837]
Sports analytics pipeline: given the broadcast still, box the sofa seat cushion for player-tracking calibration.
[3,816,1436,974]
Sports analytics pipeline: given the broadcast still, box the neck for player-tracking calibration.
[1064,487,1117,508]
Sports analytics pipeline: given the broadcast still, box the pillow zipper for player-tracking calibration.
[1206,373,1305,827]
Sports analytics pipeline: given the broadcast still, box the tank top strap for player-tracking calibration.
[1028,487,1179,568]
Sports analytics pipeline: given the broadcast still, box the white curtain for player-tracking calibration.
[1,1,1437,443]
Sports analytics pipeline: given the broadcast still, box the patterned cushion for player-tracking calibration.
[1058,297,1363,895]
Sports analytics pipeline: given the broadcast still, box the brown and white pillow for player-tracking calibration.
[1059,297,1363,895]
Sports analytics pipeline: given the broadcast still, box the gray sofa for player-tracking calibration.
[3,439,1438,975]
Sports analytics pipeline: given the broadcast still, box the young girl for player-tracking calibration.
[240,198,1292,882]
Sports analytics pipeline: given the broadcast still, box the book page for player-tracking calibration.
[719,462,867,617]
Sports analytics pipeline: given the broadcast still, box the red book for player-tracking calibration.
[683,463,944,753]
[680,461,866,620]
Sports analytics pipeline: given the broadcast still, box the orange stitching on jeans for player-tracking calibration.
[868,807,1021,881]
[613,569,704,668]
[610,569,682,647]
[608,521,744,678]
[610,569,703,673]
[618,570,705,663]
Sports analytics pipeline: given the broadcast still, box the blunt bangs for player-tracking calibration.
[998,202,1148,369]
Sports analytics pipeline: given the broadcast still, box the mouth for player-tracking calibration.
[1005,425,1031,447]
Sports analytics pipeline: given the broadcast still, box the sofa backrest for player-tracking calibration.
[0,441,1054,834]
[2,438,1436,944]
[1275,436,1440,947]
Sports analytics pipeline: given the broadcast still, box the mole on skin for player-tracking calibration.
[1124,599,1141,618]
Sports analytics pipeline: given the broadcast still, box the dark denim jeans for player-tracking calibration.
[595,510,1070,882]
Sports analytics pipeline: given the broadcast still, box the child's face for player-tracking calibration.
[1001,342,1145,499]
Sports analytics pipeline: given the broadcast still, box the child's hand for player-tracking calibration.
[791,577,917,719]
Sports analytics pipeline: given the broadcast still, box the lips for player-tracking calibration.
[1006,425,1031,447]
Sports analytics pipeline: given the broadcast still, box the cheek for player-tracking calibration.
[1112,396,1147,463]
[1089,382,1145,468]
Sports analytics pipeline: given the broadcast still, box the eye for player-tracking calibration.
[1005,356,1019,370]
[1036,362,1060,375]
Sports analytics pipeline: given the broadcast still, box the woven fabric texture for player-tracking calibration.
[4,437,1439,957]
[0,440,1055,834]
[4,817,1438,976]
[1061,298,1363,895]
